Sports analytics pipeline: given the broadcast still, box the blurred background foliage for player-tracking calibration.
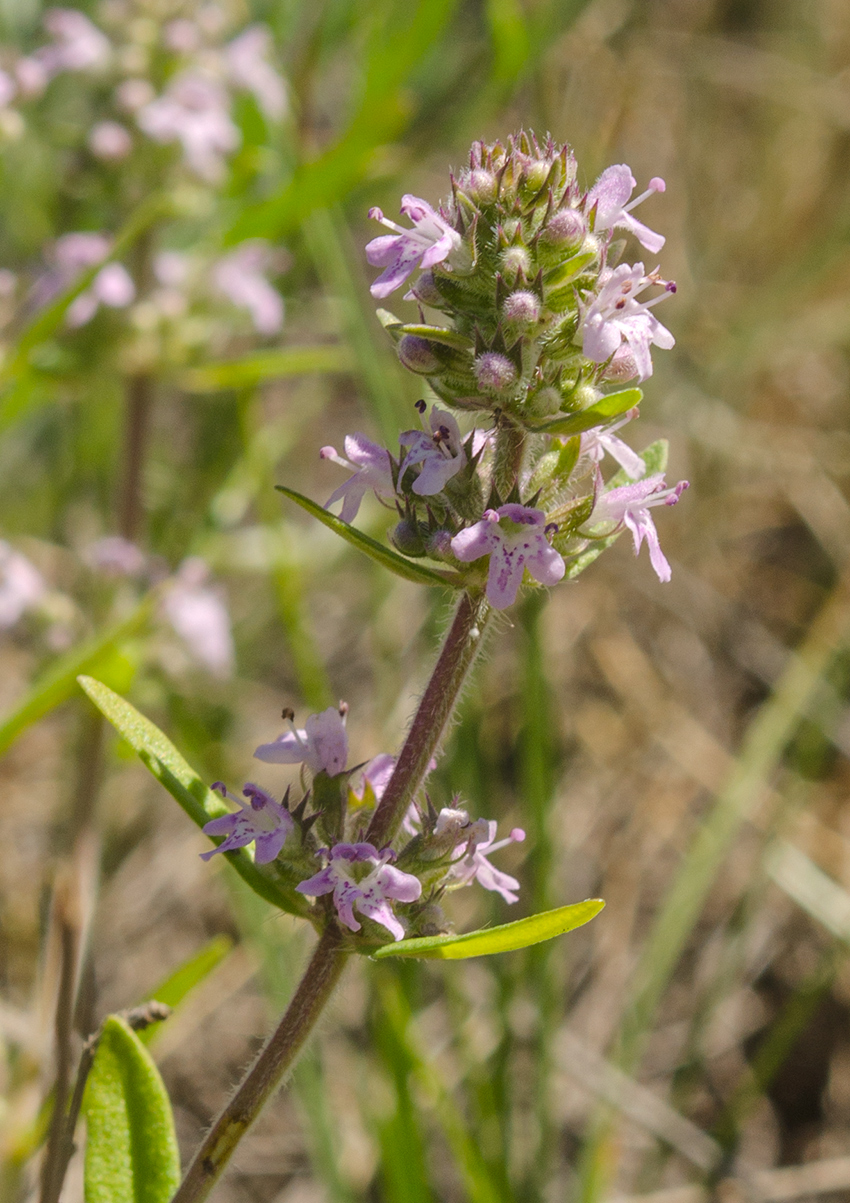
[2,0,850,1201]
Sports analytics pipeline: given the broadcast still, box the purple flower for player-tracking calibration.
[350,753,396,805]
[399,406,465,495]
[580,408,646,480]
[162,558,235,678]
[366,195,461,299]
[451,504,566,610]
[588,473,688,583]
[202,782,293,863]
[212,241,284,334]
[88,121,132,161]
[137,73,239,181]
[321,435,395,523]
[585,165,666,254]
[579,263,675,382]
[36,9,111,79]
[225,26,287,121]
[0,541,45,629]
[66,262,135,328]
[297,843,422,941]
[446,817,526,904]
[84,535,147,578]
[254,706,349,777]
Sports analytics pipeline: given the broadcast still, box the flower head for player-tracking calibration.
[399,406,465,496]
[366,195,461,299]
[580,408,646,480]
[36,9,111,78]
[321,434,395,523]
[445,816,526,904]
[588,473,688,582]
[161,558,235,678]
[137,73,239,181]
[297,843,422,941]
[451,504,565,610]
[585,165,666,254]
[212,241,283,334]
[579,263,675,382]
[254,705,349,777]
[202,782,293,863]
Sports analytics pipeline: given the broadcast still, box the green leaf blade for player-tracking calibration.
[77,676,309,917]
[527,389,643,436]
[83,1016,180,1203]
[373,899,604,959]
[277,487,464,589]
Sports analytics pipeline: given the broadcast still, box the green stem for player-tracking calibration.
[171,928,348,1203]
[366,590,492,848]
[492,419,525,499]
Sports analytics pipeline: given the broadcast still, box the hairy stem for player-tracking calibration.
[492,419,526,500]
[172,928,348,1203]
[366,590,491,849]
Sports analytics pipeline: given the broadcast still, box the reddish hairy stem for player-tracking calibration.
[366,590,491,848]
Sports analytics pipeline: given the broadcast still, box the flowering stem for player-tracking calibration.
[171,927,348,1203]
[366,589,492,849]
[493,419,526,500]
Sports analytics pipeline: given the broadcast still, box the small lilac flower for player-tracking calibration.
[585,166,666,254]
[366,195,461,299]
[137,74,239,181]
[225,26,287,121]
[202,782,293,863]
[254,706,348,777]
[399,406,465,496]
[588,473,688,583]
[212,241,284,334]
[451,504,566,610]
[446,817,526,904]
[0,541,45,629]
[297,843,422,941]
[579,263,675,382]
[88,121,132,161]
[580,408,646,480]
[84,535,147,578]
[36,9,111,79]
[66,261,135,328]
[321,435,395,523]
[162,558,235,678]
[115,78,155,113]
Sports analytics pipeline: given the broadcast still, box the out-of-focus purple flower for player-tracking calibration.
[212,241,283,334]
[366,195,461,299]
[585,165,666,254]
[580,408,646,480]
[137,73,239,181]
[162,557,235,677]
[88,121,132,160]
[255,705,348,777]
[579,263,675,382]
[66,262,135,327]
[297,843,422,941]
[84,536,147,578]
[164,18,202,54]
[399,406,465,495]
[36,9,111,79]
[0,541,45,629]
[588,472,688,583]
[48,232,135,326]
[15,57,48,98]
[451,504,565,610]
[321,435,395,523]
[0,70,16,108]
[115,77,155,113]
[446,817,525,903]
[54,232,111,271]
[350,753,396,805]
[225,26,286,120]
[202,781,293,863]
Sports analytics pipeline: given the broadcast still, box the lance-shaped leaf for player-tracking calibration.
[372,898,604,959]
[525,388,643,436]
[277,487,464,588]
[77,676,310,917]
[83,1016,180,1203]
[387,322,473,351]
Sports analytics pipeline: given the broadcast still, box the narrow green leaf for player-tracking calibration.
[178,345,353,393]
[527,389,642,436]
[76,676,309,917]
[392,324,473,351]
[137,935,233,1045]
[277,487,464,589]
[83,1016,180,1203]
[373,899,604,959]
[0,597,152,760]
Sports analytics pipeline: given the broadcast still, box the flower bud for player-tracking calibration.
[390,519,427,557]
[500,246,531,279]
[463,169,497,204]
[426,530,454,560]
[408,270,443,307]
[474,352,517,394]
[526,386,562,417]
[502,290,541,328]
[398,335,442,375]
[542,208,586,250]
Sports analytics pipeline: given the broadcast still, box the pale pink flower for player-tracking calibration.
[226,26,286,120]
[212,241,283,334]
[15,57,48,98]
[451,504,565,610]
[443,813,526,904]
[36,9,111,78]
[585,165,666,254]
[580,263,675,382]
[137,73,239,181]
[297,843,421,941]
[366,195,461,298]
[66,262,135,327]
[0,541,45,629]
[580,408,646,480]
[587,472,688,583]
[115,78,155,113]
[321,435,395,523]
[85,536,147,577]
[399,406,465,495]
[254,706,348,777]
[162,558,235,677]
[202,782,293,863]
[88,121,132,160]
